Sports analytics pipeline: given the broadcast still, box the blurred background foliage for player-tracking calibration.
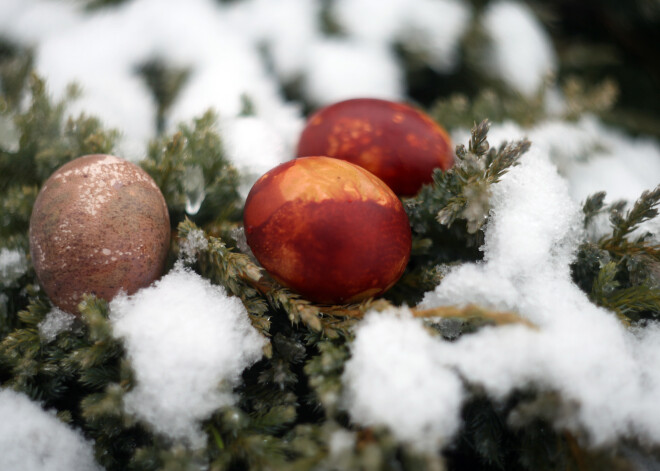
[3,0,658,137]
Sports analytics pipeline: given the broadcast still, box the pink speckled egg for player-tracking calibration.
[29,154,170,314]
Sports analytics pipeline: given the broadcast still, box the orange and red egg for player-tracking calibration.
[296,98,453,196]
[244,157,411,304]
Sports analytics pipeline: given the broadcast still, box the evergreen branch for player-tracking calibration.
[78,364,121,390]
[80,383,127,420]
[596,187,660,268]
[304,301,536,330]
[468,119,491,157]
[590,261,619,298]
[599,241,660,262]
[304,340,349,418]
[574,190,660,322]
[609,185,660,243]
[179,219,386,338]
[266,288,323,332]
[562,77,618,121]
[582,191,607,228]
[429,76,616,130]
[604,285,660,317]
[178,218,263,288]
[135,58,191,134]
[0,185,38,238]
[588,258,660,323]
[142,111,242,228]
[592,261,660,318]
[434,119,528,234]
[248,404,297,435]
[412,304,537,329]
[485,139,531,183]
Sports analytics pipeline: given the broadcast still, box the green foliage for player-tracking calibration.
[3,75,118,187]
[0,294,140,470]
[0,74,119,243]
[397,119,530,304]
[572,186,660,323]
[0,40,33,110]
[430,77,618,130]
[177,218,383,339]
[136,59,191,134]
[141,112,242,232]
[606,186,660,248]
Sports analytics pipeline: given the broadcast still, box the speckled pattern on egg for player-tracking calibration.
[29,154,170,314]
[244,157,411,304]
[296,98,454,196]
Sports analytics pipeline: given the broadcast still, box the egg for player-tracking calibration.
[296,98,453,196]
[243,156,411,304]
[29,154,170,314]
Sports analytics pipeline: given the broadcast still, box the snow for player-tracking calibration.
[0,0,470,164]
[452,116,660,206]
[328,428,356,457]
[482,1,557,96]
[0,247,28,286]
[223,0,320,83]
[178,228,209,265]
[342,308,463,451]
[38,308,76,343]
[0,114,20,152]
[0,388,101,471]
[109,268,266,447]
[0,0,302,160]
[302,39,403,106]
[219,116,291,198]
[0,0,80,44]
[344,148,660,449]
[334,0,471,73]
[424,150,660,446]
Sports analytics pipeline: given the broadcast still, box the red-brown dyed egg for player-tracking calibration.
[29,154,170,314]
[296,98,453,196]
[244,157,411,304]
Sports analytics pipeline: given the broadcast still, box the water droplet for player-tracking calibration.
[183,165,206,215]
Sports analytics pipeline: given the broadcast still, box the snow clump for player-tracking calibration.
[0,388,101,471]
[342,307,463,451]
[344,148,660,449]
[219,116,291,198]
[178,228,209,265]
[38,308,76,343]
[110,267,266,448]
[334,0,471,73]
[0,247,29,286]
[301,39,403,106]
[482,1,557,96]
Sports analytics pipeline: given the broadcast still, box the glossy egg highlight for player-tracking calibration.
[29,154,171,314]
[243,156,411,304]
[296,98,453,196]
